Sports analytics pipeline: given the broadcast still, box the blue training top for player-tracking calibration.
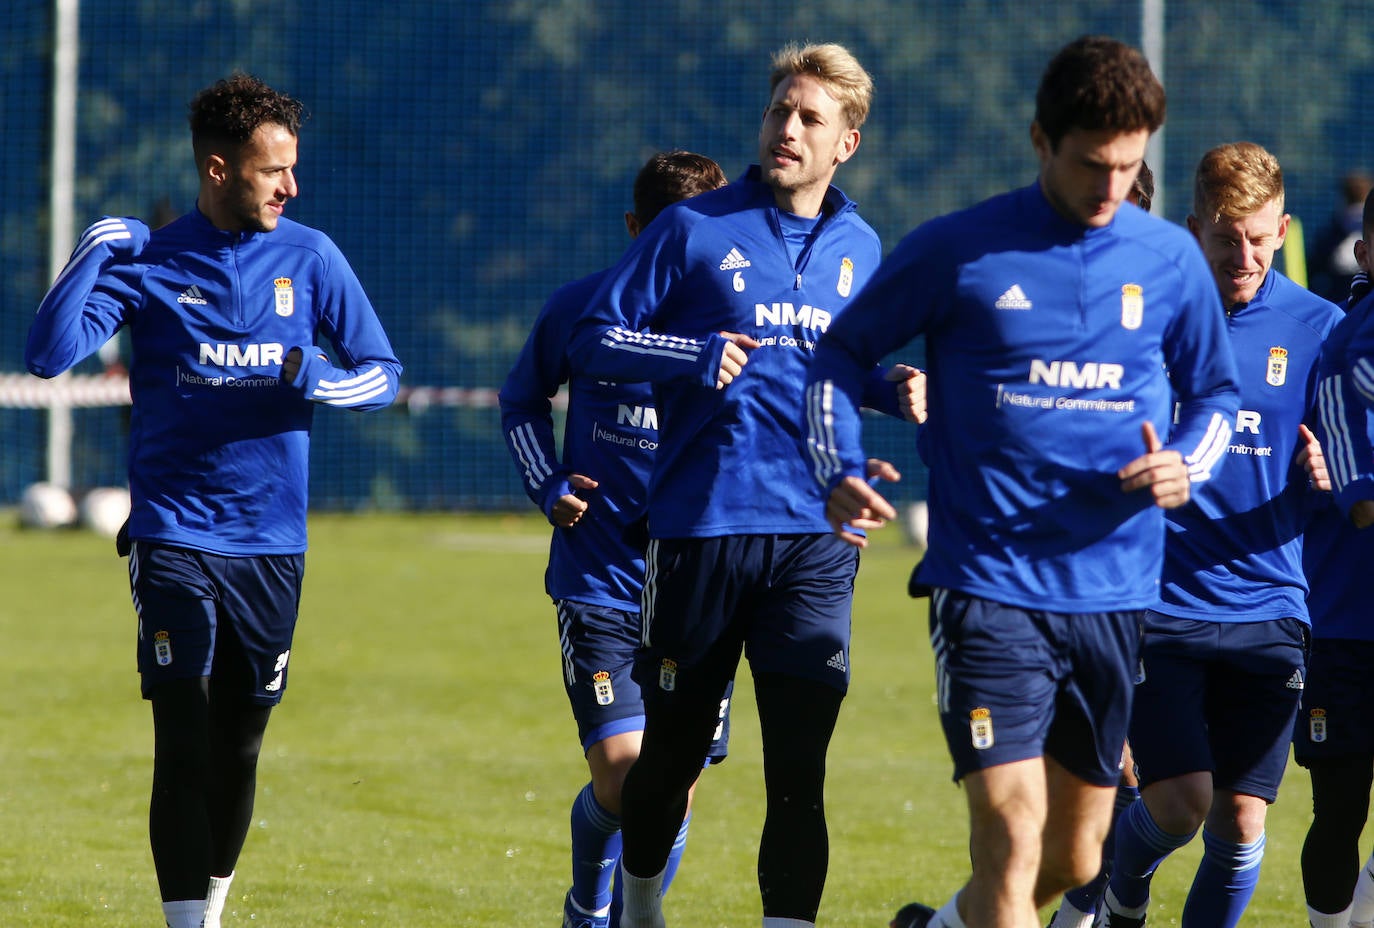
[1309,290,1374,640]
[1157,270,1339,624]
[807,181,1241,613]
[26,210,402,555]
[568,166,902,539]
[500,268,654,610]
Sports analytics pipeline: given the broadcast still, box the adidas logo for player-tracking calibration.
[994,284,1032,310]
[1286,669,1304,690]
[826,650,847,672]
[719,247,751,271]
[177,284,209,305]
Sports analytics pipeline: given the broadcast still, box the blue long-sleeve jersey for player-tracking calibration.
[807,182,1241,612]
[499,269,653,610]
[1157,271,1339,623]
[1309,290,1374,640]
[26,211,402,556]
[567,167,895,539]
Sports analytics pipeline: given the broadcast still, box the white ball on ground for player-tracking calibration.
[903,500,929,554]
[79,486,131,537]
[19,482,78,529]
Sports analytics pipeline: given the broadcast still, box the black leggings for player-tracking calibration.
[149,676,272,901]
[1302,756,1374,913]
[620,671,843,921]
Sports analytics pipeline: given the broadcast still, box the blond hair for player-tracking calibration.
[769,42,873,130]
[1193,142,1285,223]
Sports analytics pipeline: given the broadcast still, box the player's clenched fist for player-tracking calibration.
[715,331,762,389]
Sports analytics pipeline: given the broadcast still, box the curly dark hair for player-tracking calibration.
[1034,36,1165,150]
[188,73,305,164]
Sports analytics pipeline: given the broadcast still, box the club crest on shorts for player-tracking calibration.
[153,630,173,666]
[658,658,678,692]
[274,277,294,317]
[1266,346,1288,386]
[1120,283,1143,330]
[592,670,615,706]
[837,257,854,297]
[969,706,994,750]
[1309,707,1327,743]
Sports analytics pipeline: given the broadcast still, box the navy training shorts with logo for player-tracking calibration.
[929,587,1142,787]
[1293,637,1374,766]
[555,598,731,762]
[1130,613,1307,801]
[636,533,858,708]
[129,541,305,705]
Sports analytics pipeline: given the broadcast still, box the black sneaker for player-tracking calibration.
[890,901,937,928]
[1093,903,1146,928]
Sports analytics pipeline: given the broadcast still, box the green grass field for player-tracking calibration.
[0,511,1321,926]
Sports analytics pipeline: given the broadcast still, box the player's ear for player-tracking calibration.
[625,211,641,239]
[835,128,860,165]
[205,153,229,187]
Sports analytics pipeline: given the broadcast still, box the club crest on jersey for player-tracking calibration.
[969,706,994,750]
[154,630,173,667]
[1266,346,1288,386]
[659,658,678,692]
[274,277,294,317]
[1120,284,1144,330]
[837,257,854,297]
[1309,707,1327,743]
[592,670,615,706]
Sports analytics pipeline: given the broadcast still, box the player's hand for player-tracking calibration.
[826,462,899,548]
[1297,424,1331,491]
[715,331,761,389]
[1350,499,1374,530]
[84,216,150,262]
[1118,420,1190,509]
[884,364,927,424]
[551,474,599,528]
[282,347,304,382]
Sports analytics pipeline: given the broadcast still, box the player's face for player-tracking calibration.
[758,73,859,215]
[1188,199,1289,307]
[222,123,299,233]
[1032,124,1149,228]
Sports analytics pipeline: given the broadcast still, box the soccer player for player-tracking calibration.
[498,150,731,928]
[25,74,401,928]
[805,36,1240,928]
[1042,159,1157,928]
[567,42,921,928]
[1091,142,1339,928]
[1301,187,1374,928]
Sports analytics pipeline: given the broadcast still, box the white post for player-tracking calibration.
[46,0,79,488]
[1142,0,1166,216]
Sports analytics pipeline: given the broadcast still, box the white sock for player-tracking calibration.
[201,872,235,928]
[161,899,205,928]
[1103,886,1149,920]
[1047,898,1095,928]
[618,866,665,928]
[761,919,814,928]
[930,895,967,928]
[1354,853,1374,926]
[1306,903,1351,928]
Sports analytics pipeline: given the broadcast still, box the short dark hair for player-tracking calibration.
[1362,186,1374,242]
[1131,160,1155,213]
[632,151,728,226]
[1034,36,1165,150]
[188,73,304,165]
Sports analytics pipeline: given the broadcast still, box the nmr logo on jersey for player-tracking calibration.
[199,342,286,368]
[1028,359,1124,390]
[755,302,833,332]
[616,404,658,431]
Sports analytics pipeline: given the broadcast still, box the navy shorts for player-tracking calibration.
[556,599,731,761]
[1294,637,1374,766]
[1130,614,1307,801]
[636,533,857,706]
[929,588,1142,787]
[129,541,304,705]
